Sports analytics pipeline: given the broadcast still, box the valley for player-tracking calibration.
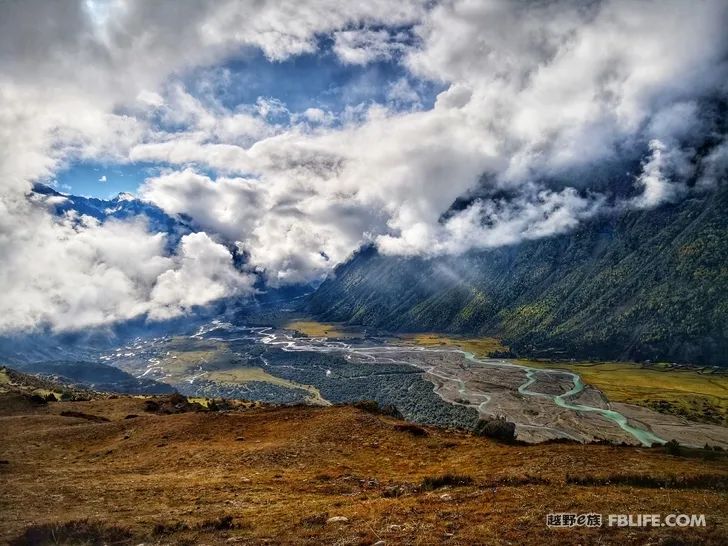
[97,320,728,449]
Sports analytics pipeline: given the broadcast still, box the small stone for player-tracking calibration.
[326,516,349,524]
[440,493,453,501]
[372,541,386,546]
[235,436,245,441]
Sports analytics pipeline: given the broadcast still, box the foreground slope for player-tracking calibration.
[308,184,728,365]
[1,378,727,545]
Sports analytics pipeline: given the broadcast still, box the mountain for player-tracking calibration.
[307,183,728,366]
[10,360,174,395]
[33,184,192,249]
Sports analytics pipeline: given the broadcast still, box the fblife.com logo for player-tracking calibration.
[547,513,706,528]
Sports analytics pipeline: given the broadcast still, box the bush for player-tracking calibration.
[27,394,47,405]
[153,521,189,535]
[665,439,682,455]
[393,423,429,437]
[473,417,516,442]
[566,473,728,491]
[143,400,160,412]
[198,516,237,530]
[168,392,188,406]
[299,512,329,527]
[59,411,110,423]
[11,519,133,545]
[353,400,402,418]
[421,474,474,490]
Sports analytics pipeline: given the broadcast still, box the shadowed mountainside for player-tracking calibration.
[307,184,728,366]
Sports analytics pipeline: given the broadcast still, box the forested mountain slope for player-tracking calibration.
[307,184,728,365]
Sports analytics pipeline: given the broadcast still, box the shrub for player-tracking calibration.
[10,519,133,545]
[143,400,160,412]
[665,439,682,455]
[393,423,429,437]
[27,394,47,405]
[198,515,237,530]
[168,392,188,406]
[473,417,516,442]
[153,521,189,535]
[59,411,110,423]
[421,474,474,490]
[565,473,728,491]
[299,513,329,527]
[353,400,402,418]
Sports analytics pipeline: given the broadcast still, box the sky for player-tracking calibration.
[1,0,727,334]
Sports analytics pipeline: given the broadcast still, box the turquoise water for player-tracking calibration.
[252,326,666,446]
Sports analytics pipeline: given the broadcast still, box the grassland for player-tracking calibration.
[519,359,728,425]
[399,333,508,356]
[1,390,727,545]
[284,320,350,338]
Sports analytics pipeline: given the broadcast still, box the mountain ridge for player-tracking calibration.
[306,184,728,365]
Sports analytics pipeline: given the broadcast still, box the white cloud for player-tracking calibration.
[0,194,255,333]
[333,28,409,65]
[148,232,256,320]
[630,139,691,209]
[1,0,727,333]
[98,175,107,182]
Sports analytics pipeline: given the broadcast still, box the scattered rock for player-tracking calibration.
[372,541,386,546]
[326,516,349,524]
[235,436,245,441]
[124,414,139,419]
[440,493,453,501]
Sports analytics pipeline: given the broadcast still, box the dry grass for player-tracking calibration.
[284,320,361,339]
[400,333,508,357]
[1,394,727,545]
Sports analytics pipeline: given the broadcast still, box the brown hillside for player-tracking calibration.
[1,391,727,545]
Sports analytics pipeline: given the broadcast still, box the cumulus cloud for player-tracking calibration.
[1,0,727,333]
[0,194,255,333]
[148,232,256,320]
[333,28,411,65]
